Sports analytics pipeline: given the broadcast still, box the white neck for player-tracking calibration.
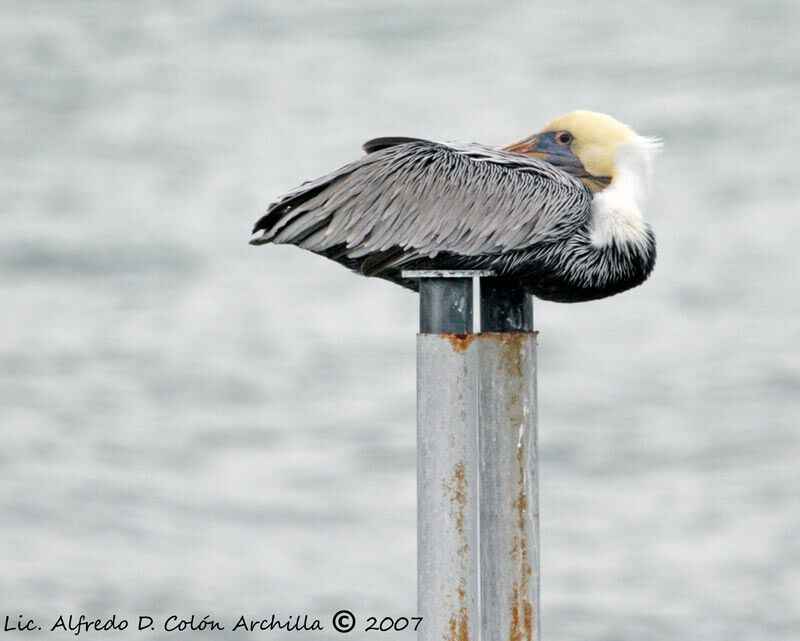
[588,136,660,249]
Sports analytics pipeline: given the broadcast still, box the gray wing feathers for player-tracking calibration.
[253,141,590,269]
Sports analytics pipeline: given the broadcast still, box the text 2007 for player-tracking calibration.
[365,616,422,632]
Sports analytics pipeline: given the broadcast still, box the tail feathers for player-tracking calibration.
[251,181,332,237]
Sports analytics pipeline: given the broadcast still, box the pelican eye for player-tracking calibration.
[555,131,573,146]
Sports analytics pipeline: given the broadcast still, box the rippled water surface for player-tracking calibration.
[2,1,799,639]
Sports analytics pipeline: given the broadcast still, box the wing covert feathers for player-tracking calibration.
[251,140,591,277]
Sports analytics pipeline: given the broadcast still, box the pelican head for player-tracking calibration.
[500,110,660,195]
[501,110,660,253]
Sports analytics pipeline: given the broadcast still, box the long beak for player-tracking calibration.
[498,134,543,156]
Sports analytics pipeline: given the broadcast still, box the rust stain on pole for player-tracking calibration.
[509,444,533,641]
[443,460,468,543]
[444,333,479,353]
[446,612,470,641]
[496,333,528,377]
[443,459,471,641]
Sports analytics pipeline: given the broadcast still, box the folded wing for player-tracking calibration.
[251,139,590,276]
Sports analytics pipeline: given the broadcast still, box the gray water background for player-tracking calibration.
[1,1,799,639]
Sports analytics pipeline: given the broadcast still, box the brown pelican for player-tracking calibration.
[251,110,660,302]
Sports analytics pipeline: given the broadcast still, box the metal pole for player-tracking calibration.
[419,278,473,334]
[406,271,539,641]
[417,331,479,641]
[480,278,533,333]
[478,279,539,641]
[407,270,490,641]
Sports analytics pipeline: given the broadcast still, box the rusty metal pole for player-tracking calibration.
[405,271,539,641]
[406,270,491,641]
[479,278,539,641]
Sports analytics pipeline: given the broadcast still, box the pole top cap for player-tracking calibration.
[402,269,496,279]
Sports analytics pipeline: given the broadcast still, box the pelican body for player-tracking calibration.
[251,111,660,303]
